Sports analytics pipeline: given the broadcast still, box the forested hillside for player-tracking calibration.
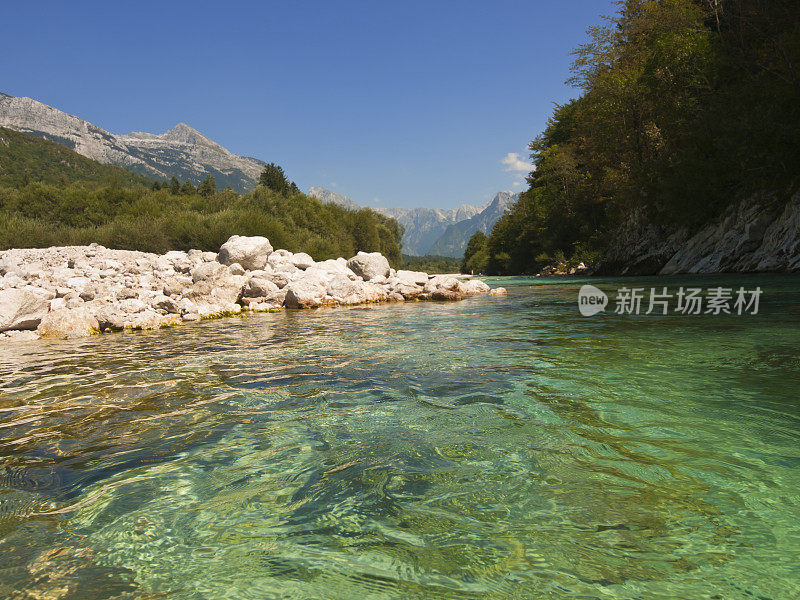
[0,126,151,188]
[478,0,799,274]
[0,130,403,263]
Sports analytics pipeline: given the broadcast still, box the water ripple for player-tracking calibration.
[0,275,799,599]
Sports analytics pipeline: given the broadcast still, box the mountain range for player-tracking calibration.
[0,92,517,255]
[308,187,516,257]
[427,191,518,257]
[0,93,264,192]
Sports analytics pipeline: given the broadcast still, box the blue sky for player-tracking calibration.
[1,1,616,209]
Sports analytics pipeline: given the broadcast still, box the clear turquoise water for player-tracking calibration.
[1,274,799,599]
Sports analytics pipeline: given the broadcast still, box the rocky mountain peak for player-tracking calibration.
[0,92,264,192]
[489,191,516,210]
[162,122,206,144]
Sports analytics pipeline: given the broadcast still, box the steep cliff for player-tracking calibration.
[599,189,800,275]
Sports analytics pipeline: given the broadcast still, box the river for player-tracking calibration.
[1,274,798,599]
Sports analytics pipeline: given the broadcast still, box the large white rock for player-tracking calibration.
[387,278,424,299]
[458,279,491,296]
[217,235,273,271]
[423,275,462,301]
[347,252,391,281]
[326,274,364,305]
[291,252,315,270]
[36,308,99,339]
[396,270,429,286]
[0,289,49,332]
[243,277,280,298]
[190,262,227,283]
[284,277,327,308]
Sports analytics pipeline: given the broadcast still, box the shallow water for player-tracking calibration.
[1,274,799,599]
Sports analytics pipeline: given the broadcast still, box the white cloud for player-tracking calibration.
[502,152,533,173]
[512,181,522,188]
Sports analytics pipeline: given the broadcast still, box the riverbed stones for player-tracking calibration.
[0,241,503,341]
[217,235,273,270]
[347,252,391,281]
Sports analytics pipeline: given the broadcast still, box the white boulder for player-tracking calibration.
[347,252,391,281]
[284,277,328,308]
[396,270,429,286]
[36,308,99,339]
[0,289,50,332]
[291,252,315,270]
[217,235,273,270]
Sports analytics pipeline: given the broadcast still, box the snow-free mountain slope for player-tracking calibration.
[428,191,517,257]
[308,186,484,255]
[0,93,264,192]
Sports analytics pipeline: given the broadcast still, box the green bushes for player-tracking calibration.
[0,126,404,262]
[0,180,403,263]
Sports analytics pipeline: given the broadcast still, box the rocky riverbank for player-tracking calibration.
[0,236,506,341]
[598,189,800,276]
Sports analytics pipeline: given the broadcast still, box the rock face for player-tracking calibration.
[0,236,504,341]
[217,235,273,271]
[377,205,483,256]
[600,190,800,275]
[0,93,264,192]
[347,252,391,281]
[307,186,517,257]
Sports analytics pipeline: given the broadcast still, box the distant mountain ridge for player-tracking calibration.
[308,187,515,257]
[307,186,360,211]
[428,191,517,257]
[0,92,265,192]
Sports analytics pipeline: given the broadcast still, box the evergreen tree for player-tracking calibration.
[259,163,299,196]
[197,173,217,197]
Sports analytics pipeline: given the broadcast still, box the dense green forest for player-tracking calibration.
[0,127,403,264]
[473,0,799,274]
